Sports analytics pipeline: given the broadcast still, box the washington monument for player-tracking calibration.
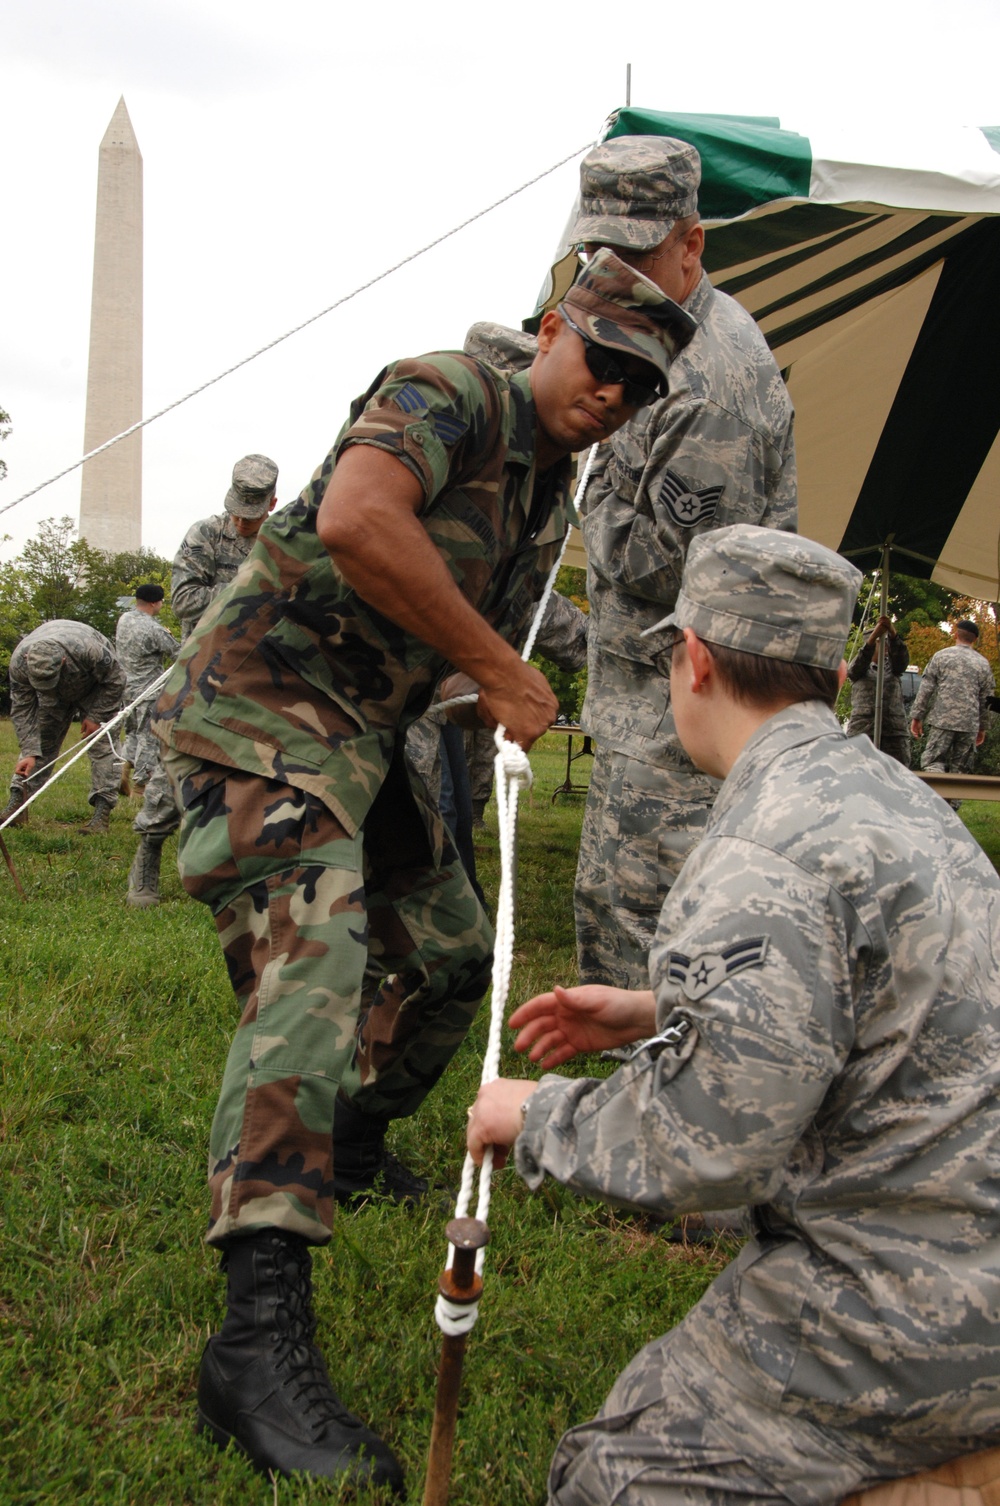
[79,98,143,552]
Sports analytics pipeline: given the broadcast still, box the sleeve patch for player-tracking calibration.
[431,412,468,446]
[666,935,769,1001]
[659,469,725,528]
[394,382,429,416]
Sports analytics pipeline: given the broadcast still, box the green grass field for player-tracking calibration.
[1,721,997,1504]
[0,724,731,1506]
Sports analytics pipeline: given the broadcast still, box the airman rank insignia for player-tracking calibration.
[665,936,769,1001]
[659,470,724,528]
[394,382,429,415]
[431,411,468,446]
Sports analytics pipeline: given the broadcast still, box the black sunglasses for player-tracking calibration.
[559,307,667,408]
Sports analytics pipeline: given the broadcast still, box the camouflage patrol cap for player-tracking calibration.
[224,453,278,518]
[561,248,696,387]
[463,322,537,375]
[571,136,701,252]
[24,639,64,690]
[646,525,862,669]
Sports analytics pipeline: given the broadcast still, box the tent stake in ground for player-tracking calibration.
[423,1217,490,1506]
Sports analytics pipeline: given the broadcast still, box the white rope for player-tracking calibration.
[434,444,598,1338]
[0,666,172,833]
[1,144,592,521]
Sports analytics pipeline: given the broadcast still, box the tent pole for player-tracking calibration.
[873,543,890,749]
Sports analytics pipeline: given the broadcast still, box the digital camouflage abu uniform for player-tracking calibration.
[171,511,265,639]
[517,529,1000,1505]
[154,352,575,1245]
[846,627,911,766]
[572,136,797,989]
[115,605,180,783]
[910,639,996,774]
[6,619,126,811]
[134,506,269,840]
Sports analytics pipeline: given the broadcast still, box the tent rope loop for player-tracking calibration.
[433,443,597,1338]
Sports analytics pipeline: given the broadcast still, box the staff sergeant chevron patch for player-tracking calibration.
[664,936,770,1001]
[659,469,725,528]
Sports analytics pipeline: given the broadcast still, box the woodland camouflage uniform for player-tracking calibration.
[154,351,576,1245]
[516,528,1000,1505]
[571,136,797,989]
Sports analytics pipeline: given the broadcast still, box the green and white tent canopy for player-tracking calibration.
[543,109,1000,600]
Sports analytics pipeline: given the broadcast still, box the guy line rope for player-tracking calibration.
[0,667,172,835]
[431,443,597,1306]
[1,142,591,521]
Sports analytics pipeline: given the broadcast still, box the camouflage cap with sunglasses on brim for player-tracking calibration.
[561,247,696,390]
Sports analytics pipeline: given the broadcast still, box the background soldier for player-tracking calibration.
[910,617,995,773]
[126,454,278,906]
[470,526,1000,1506]
[2,620,125,832]
[115,583,179,789]
[569,136,797,990]
[152,253,692,1493]
[171,453,279,637]
[845,613,911,765]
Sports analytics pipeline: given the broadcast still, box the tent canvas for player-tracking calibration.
[548,109,1000,602]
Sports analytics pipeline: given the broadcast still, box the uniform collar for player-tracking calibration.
[682,270,715,327]
[714,701,844,820]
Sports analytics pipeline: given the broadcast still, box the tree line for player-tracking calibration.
[0,516,177,711]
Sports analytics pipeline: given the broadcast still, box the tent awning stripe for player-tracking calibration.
[749,213,971,325]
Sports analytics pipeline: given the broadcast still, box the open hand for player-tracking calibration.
[509,984,657,1070]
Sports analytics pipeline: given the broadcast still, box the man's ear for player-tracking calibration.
[681,222,705,273]
[683,627,713,692]
[837,658,848,690]
[536,309,562,354]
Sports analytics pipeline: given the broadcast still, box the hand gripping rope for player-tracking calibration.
[422,444,598,1506]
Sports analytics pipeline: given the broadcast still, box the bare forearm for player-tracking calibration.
[323,491,521,692]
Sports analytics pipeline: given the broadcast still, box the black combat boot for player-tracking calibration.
[126,834,164,907]
[332,1098,428,1208]
[197,1230,405,1495]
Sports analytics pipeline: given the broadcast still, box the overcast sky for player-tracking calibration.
[3,0,1000,563]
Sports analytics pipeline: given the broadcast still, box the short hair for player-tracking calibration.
[701,638,841,709]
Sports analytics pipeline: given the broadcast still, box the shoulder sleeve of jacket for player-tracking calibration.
[515,834,854,1215]
[335,354,499,509]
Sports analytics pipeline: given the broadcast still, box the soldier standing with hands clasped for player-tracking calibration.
[910,617,995,773]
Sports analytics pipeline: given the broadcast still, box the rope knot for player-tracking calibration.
[493,730,532,789]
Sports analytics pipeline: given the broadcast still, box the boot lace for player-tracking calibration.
[269,1243,361,1432]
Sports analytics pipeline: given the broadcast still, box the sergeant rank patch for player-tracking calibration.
[659,469,724,528]
[665,936,769,1001]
